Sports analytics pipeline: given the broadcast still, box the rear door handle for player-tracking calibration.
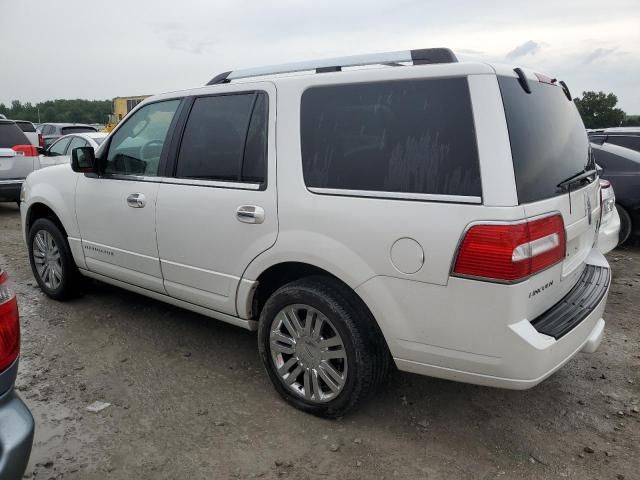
[127,193,146,208]
[236,205,265,224]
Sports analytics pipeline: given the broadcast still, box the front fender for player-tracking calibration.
[21,167,82,266]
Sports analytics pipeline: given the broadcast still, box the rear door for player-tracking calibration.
[156,84,277,315]
[497,74,601,316]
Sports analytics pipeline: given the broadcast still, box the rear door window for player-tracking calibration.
[606,135,640,153]
[300,77,481,197]
[498,77,591,204]
[67,136,89,153]
[175,92,268,184]
[0,122,29,148]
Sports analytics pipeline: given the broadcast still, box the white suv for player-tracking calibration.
[20,48,611,417]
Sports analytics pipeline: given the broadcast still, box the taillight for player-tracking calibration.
[38,133,44,148]
[12,144,39,157]
[0,271,20,372]
[453,214,566,282]
[599,180,615,220]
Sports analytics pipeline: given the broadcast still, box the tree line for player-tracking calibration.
[1,92,638,129]
[0,99,112,124]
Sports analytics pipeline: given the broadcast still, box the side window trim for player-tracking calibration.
[97,97,186,180]
[308,187,482,204]
[238,92,260,182]
[167,90,269,189]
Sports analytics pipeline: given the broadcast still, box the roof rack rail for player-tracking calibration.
[206,47,457,85]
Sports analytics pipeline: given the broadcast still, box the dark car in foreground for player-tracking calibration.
[0,268,34,479]
[39,123,98,148]
[589,128,640,243]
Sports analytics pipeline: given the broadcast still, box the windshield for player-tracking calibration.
[93,137,105,145]
[498,76,591,204]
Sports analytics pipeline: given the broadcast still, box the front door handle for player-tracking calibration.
[127,193,146,208]
[236,205,265,224]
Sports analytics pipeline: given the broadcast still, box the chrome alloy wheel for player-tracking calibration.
[269,304,348,403]
[32,230,63,290]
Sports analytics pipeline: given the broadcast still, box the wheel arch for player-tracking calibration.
[26,202,68,238]
[240,260,391,356]
[24,194,85,269]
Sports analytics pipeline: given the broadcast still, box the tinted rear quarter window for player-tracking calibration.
[300,77,481,197]
[498,76,590,204]
[0,122,29,148]
[61,126,97,135]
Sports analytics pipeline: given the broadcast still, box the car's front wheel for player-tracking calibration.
[28,218,79,300]
[258,276,390,418]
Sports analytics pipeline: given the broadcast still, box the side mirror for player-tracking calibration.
[71,147,97,173]
[37,146,47,155]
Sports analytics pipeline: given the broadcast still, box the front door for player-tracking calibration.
[156,85,277,315]
[75,99,182,293]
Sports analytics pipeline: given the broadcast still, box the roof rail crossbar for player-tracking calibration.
[206,48,457,85]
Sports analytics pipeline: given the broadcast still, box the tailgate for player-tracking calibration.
[523,181,600,279]
[498,72,602,319]
[0,149,35,179]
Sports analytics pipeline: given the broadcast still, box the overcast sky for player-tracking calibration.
[1,0,639,112]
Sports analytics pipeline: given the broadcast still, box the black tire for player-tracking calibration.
[617,204,632,245]
[28,217,80,300]
[257,276,391,418]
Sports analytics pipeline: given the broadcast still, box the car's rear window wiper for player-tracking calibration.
[557,168,597,191]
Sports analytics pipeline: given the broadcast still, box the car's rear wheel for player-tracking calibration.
[617,204,632,245]
[28,218,79,300]
[258,276,390,418]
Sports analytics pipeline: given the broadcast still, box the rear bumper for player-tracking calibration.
[0,389,34,480]
[0,180,23,202]
[395,314,606,390]
[357,250,610,390]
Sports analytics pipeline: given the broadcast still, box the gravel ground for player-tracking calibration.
[1,202,638,480]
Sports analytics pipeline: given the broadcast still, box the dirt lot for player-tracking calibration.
[0,202,638,480]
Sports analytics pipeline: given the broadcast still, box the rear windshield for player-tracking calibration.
[16,122,36,133]
[498,76,590,204]
[0,122,29,148]
[301,77,481,197]
[61,126,97,135]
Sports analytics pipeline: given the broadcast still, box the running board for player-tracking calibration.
[79,269,258,331]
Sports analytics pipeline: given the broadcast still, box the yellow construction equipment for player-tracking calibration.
[104,95,150,132]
